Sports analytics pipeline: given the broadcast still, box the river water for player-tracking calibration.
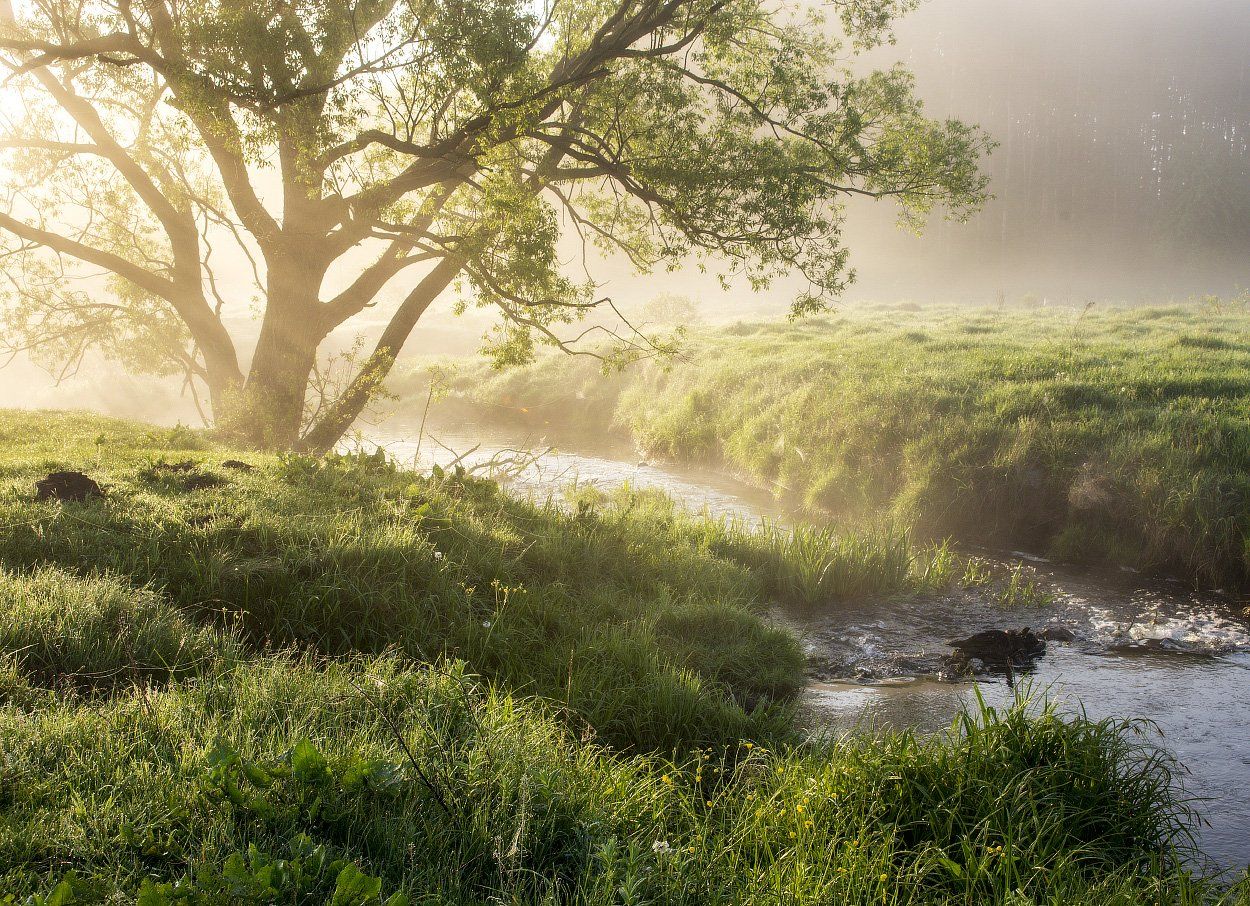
[361,412,1250,872]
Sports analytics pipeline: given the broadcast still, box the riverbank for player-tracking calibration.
[0,410,1244,901]
[417,302,1250,589]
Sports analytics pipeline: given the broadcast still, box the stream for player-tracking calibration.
[361,411,1250,873]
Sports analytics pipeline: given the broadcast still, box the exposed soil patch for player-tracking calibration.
[35,471,104,502]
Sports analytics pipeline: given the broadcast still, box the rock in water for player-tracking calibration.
[1039,625,1076,642]
[35,471,104,502]
[947,628,1046,665]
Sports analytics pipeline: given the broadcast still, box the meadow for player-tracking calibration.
[0,410,1246,902]
[438,300,1250,588]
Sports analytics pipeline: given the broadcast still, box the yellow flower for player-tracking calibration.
[661,775,671,783]
[706,800,714,807]
[789,831,796,839]
[744,742,754,749]
[795,804,804,813]
[880,873,888,882]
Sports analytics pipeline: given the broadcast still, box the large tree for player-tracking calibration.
[0,0,989,451]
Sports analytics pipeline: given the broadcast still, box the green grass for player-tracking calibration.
[0,411,801,751]
[0,410,1245,902]
[437,300,1250,587]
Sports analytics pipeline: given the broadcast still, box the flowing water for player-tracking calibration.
[362,411,1250,872]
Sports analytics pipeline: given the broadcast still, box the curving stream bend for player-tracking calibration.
[361,412,1250,873]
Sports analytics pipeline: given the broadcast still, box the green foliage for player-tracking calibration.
[0,0,991,450]
[447,301,1250,587]
[993,562,1056,609]
[0,411,1245,901]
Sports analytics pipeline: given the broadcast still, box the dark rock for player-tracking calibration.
[1039,625,1076,642]
[35,470,104,502]
[947,628,1046,665]
[221,460,255,472]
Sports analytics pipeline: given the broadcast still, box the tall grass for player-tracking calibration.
[2,652,1242,903]
[0,411,1244,901]
[435,302,1250,587]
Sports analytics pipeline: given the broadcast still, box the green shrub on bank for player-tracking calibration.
[440,303,1250,587]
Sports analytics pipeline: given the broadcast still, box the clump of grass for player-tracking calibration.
[0,410,802,751]
[712,518,915,608]
[994,561,1057,608]
[0,566,232,691]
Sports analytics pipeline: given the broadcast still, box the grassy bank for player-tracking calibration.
[0,410,1243,901]
[438,301,1250,588]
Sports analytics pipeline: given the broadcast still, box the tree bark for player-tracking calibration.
[297,255,464,454]
[223,256,326,448]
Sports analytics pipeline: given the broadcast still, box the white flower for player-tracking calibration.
[652,841,671,855]
[433,551,445,561]
[482,620,492,629]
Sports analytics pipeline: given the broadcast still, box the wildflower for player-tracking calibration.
[652,841,672,855]
[661,774,672,784]
[433,551,445,561]
[482,620,492,628]
[789,831,796,839]
[805,820,813,829]
[795,804,804,814]
[706,800,714,807]
[744,742,753,749]
[880,873,888,882]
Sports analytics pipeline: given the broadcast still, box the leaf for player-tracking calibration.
[937,856,964,880]
[44,874,75,906]
[331,864,383,906]
[290,737,328,783]
[241,760,274,788]
[204,738,238,769]
[135,880,169,906]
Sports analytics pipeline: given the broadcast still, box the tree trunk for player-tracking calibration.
[235,323,319,448]
[223,261,325,449]
[298,255,463,454]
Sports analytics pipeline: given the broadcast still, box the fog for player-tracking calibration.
[844,0,1250,303]
[4,0,1249,417]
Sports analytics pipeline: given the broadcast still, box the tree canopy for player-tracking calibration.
[0,0,990,450]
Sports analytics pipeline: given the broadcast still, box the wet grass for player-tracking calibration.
[0,410,1245,901]
[438,300,1250,588]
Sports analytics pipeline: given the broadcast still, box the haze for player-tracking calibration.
[4,0,1249,415]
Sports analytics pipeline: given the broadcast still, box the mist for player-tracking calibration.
[4,0,1250,415]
